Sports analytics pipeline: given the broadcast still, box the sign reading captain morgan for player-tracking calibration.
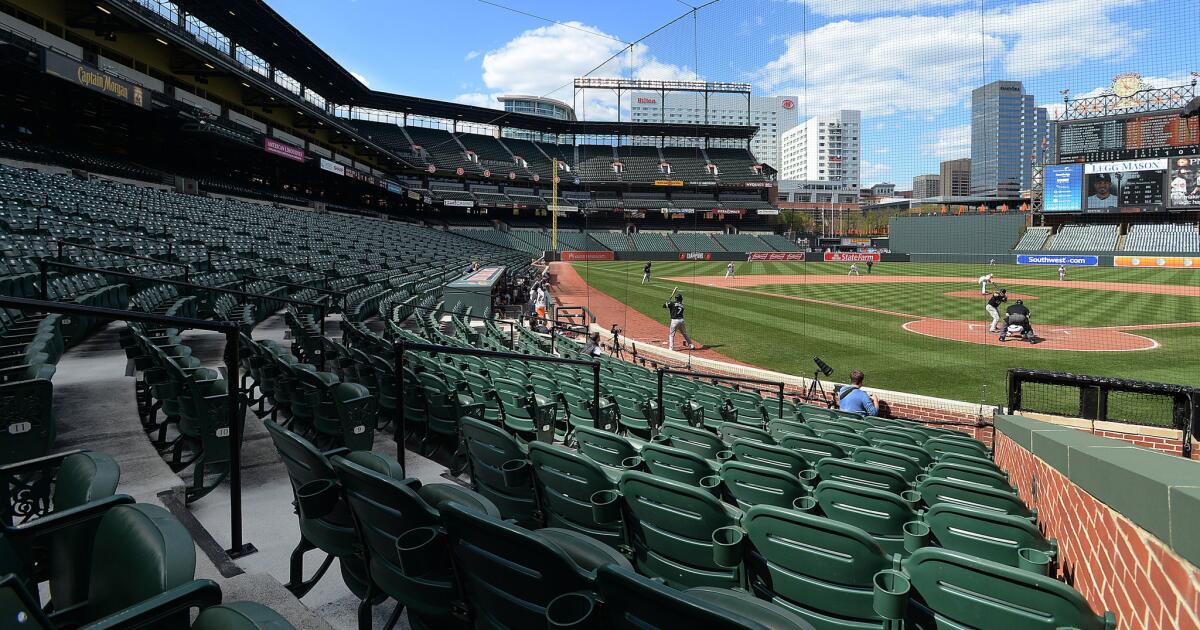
[43,50,147,109]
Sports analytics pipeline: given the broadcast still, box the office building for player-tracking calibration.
[630,93,798,171]
[912,175,940,199]
[778,110,861,189]
[939,158,972,196]
[970,81,1047,196]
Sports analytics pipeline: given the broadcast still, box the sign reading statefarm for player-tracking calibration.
[823,252,880,262]
[1016,255,1099,266]
[748,252,806,261]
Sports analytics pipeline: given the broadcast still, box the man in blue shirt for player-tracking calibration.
[838,370,880,416]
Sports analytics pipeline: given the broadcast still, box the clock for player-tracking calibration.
[1111,74,1142,98]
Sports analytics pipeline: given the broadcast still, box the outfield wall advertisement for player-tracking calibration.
[824,252,880,262]
[1113,256,1197,268]
[1016,255,1099,266]
[748,252,806,261]
[559,251,614,262]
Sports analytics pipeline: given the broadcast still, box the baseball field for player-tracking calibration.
[562,260,1200,406]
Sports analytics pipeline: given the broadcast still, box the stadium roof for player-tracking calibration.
[168,0,758,140]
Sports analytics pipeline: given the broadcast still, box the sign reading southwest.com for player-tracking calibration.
[1016,255,1099,266]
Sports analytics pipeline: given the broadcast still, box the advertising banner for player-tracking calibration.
[840,237,872,246]
[823,252,880,262]
[748,252,805,261]
[756,208,780,215]
[559,251,615,262]
[653,180,684,187]
[319,158,345,176]
[1016,254,1099,266]
[1114,256,1198,268]
[44,50,148,109]
[443,199,474,207]
[1043,164,1083,212]
[1168,156,1200,208]
[678,252,713,261]
[264,138,305,162]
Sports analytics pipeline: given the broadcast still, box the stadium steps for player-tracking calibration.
[1116,233,1128,251]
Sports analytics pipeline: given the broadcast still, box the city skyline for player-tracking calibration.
[265,0,1195,186]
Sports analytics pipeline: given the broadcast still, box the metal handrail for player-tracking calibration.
[0,295,254,558]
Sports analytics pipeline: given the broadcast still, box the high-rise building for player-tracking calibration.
[912,175,941,199]
[939,158,972,196]
[629,93,798,171]
[970,81,1047,196]
[778,110,861,190]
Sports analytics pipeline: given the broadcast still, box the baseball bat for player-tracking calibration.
[670,286,678,299]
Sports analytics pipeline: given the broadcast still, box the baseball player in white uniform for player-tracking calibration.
[1058,265,1066,281]
[978,273,994,294]
[848,263,860,276]
[725,262,735,278]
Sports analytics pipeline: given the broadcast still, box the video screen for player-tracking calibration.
[1168,156,1200,208]
[1043,164,1083,212]
[1082,159,1165,212]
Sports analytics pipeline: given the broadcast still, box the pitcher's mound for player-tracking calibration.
[943,290,1039,300]
[903,319,1157,351]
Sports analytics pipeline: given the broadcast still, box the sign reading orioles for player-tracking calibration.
[43,50,147,109]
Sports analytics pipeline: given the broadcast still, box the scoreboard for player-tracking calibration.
[1057,112,1199,162]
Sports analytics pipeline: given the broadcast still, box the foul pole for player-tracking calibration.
[551,158,559,252]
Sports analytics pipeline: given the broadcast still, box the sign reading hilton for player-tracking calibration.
[43,50,147,109]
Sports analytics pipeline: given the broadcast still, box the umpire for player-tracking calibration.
[664,293,697,351]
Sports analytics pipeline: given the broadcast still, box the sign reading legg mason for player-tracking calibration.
[43,50,147,109]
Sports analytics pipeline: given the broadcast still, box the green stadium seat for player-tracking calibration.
[728,439,809,478]
[917,477,1034,520]
[460,417,537,525]
[779,435,849,465]
[925,435,990,460]
[924,503,1056,568]
[639,442,718,486]
[817,428,873,450]
[737,505,897,629]
[719,460,808,510]
[926,461,1015,493]
[441,501,631,629]
[587,564,816,630]
[815,458,912,495]
[813,480,920,555]
[574,426,644,470]
[528,441,622,548]
[331,455,499,629]
[767,419,815,440]
[851,446,924,482]
[894,548,1115,629]
[718,422,773,445]
[659,423,727,460]
[611,471,743,589]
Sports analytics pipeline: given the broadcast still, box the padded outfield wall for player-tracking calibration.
[889,213,1027,261]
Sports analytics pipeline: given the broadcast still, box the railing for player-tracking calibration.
[1007,368,1199,458]
[393,340,605,475]
[0,295,254,558]
[656,368,785,435]
[55,240,191,281]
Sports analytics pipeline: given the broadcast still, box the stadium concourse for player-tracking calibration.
[1,1,1198,630]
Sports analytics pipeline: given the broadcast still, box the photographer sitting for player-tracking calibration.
[837,370,880,416]
[582,331,603,358]
[1001,299,1034,341]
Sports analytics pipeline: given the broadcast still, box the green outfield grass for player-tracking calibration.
[570,261,1200,406]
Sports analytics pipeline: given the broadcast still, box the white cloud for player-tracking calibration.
[350,71,370,88]
[923,123,971,160]
[464,50,480,61]
[760,0,1145,118]
[796,0,969,17]
[860,159,893,184]
[452,92,500,109]
[464,21,696,121]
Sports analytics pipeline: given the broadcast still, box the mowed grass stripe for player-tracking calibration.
[569,261,1200,405]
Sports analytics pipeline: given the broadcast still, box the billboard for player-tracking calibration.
[1082,159,1165,212]
[747,252,806,261]
[1057,112,1199,162]
[1043,164,1084,212]
[559,251,614,262]
[1168,156,1200,208]
[1114,256,1198,268]
[43,50,148,109]
[1016,255,1099,266]
[263,138,305,163]
[824,252,880,262]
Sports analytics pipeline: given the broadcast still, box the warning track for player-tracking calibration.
[664,274,1200,352]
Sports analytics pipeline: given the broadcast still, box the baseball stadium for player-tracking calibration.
[0,1,1197,629]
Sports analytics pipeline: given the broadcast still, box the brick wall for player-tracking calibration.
[994,431,1200,630]
[1093,429,1197,460]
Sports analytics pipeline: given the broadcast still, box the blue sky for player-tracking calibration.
[265,0,1195,187]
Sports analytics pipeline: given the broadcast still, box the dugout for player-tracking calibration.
[443,266,507,314]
